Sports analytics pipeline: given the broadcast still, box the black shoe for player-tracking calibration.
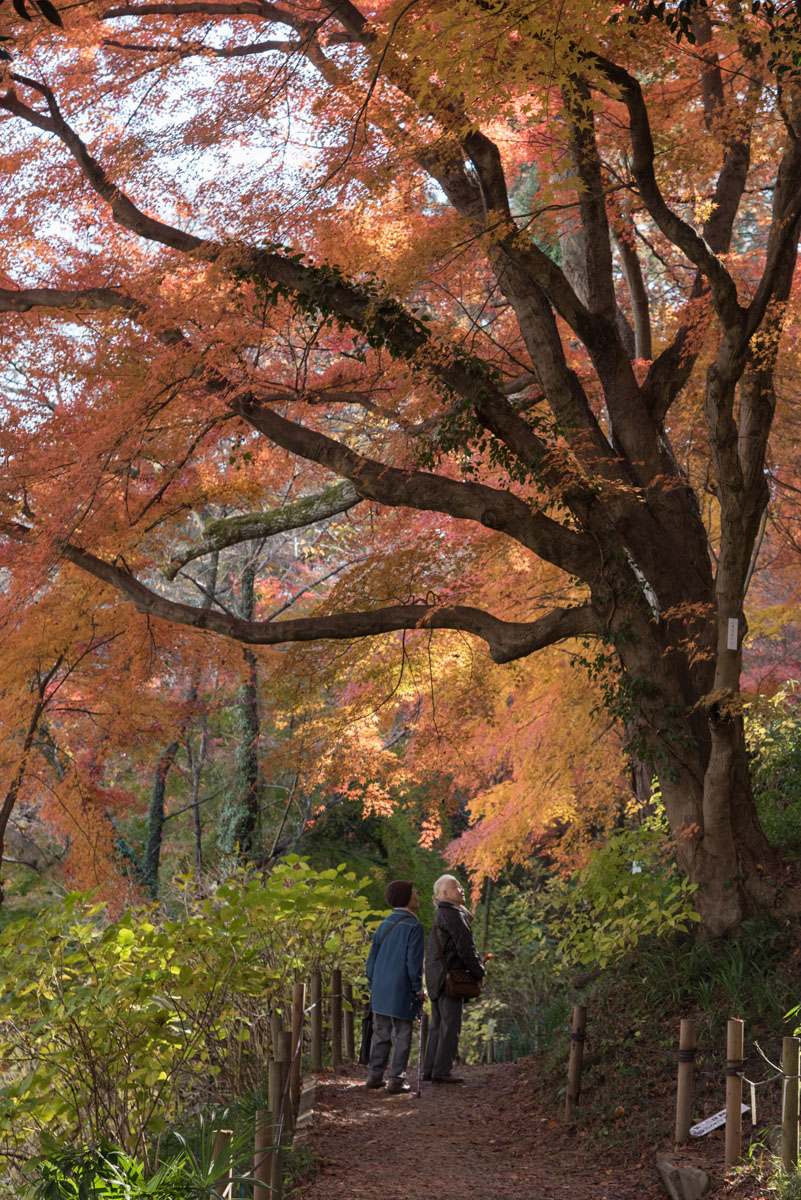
[365,1074,385,1089]
[431,1075,465,1084]
[422,1074,432,1081]
[386,1080,412,1094]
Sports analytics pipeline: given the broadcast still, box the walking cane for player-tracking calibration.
[415,1005,424,1097]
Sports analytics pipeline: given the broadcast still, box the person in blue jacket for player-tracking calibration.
[365,879,425,1094]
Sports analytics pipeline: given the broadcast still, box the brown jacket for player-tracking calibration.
[424,901,485,1000]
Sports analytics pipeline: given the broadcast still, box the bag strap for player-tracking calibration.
[378,913,414,948]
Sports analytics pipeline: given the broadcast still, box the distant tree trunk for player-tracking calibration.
[143,548,219,894]
[186,717,208,881]
[142,741,179,897]
[0,658,62,905]
[219,556,262,858]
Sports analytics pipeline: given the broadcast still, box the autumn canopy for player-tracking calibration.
[0,0,800,935]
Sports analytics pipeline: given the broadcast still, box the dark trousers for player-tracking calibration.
[368,1013,414,1081]
[423,992,463,1080]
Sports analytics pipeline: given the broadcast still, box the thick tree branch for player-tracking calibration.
[64,543,600,663]
[104,1,303,22]
[592,55,743,329]
[103,37,302,58]
[0,285,142,316]
[561,77,616,321]
[163,480,361,579]
[237,398,596,578]
[611,227,652,361]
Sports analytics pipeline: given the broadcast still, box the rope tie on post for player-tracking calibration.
[725,1059,744,1077]
[677,1048,697,1063]
[570,1031,586,1043]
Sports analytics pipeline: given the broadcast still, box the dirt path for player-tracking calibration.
[296,1062,666,1200]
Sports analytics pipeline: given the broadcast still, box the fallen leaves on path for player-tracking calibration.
[297,1062,666,1200]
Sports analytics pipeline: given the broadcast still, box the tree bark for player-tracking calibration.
[143,742,179,897]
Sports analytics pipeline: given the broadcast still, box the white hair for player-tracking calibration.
[432,874,460,902]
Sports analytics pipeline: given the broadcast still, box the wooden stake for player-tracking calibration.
[564,1005,586,1121]
[331,968,342,1067]
[270,1009,283,1053]
[725,1018,744,1169]
[212,1129,233,1200]
[343,981,355,1060]
[422,1010,429,1063]
[782,1036,800,1174]
[269,1059,284,1199]
[254,1109,271,1200]
[310,970,323,1071]
[290,980,305,1113]
[279,1029,294,1136]
[675,1018,695,1144]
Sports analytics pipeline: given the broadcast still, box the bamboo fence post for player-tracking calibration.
[269,1059,284,1200]
[724,1018,745,1169]
[212,1129,233,1200]
[310,971,323,1071]
[675,1018,696,1144]
[343,981,355,1061]
[279,1029,294,1137]
[290,981,305,1114]
[254,1109,271,1200]
[782,1035,800,1174]
[271,1010,283,1054]
[564,1005,587,1121]
[331,969,343,1067]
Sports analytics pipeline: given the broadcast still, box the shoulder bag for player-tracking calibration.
[433,923,482,999]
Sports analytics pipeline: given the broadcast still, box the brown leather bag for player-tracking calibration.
[433,924,482,999]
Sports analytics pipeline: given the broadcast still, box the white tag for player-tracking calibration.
[750,1082,757,1126]
[689,1104,750,1138]
[727,618,739,650]
[631,861,642,875]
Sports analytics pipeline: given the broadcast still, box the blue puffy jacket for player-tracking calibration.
[366,909,424,1021]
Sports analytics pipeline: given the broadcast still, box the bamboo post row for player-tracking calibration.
[343,981,355,1061]
[564,1005,587,1122]
[782,1035,800,1174]
[331,968,342,1068]
[724,1018,744,1168]
[310,971,323,1072]
[675,1018,696,1144]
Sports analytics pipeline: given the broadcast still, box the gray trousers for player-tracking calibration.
[423,992,463,1080]
[368,1013,414,1081]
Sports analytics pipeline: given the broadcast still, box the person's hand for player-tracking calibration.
[482,952,493,964]
[416,989,427,1003]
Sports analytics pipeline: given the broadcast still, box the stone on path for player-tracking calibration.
[656,1154,711,1200]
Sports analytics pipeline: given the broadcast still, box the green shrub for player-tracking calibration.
[0,857,372,1174]
[505,813,699,974]
[748,690,801,853]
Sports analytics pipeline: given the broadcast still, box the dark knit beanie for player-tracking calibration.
[385,879,413,908]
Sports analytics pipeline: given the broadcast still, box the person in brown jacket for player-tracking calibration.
[423,874,485,1084]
